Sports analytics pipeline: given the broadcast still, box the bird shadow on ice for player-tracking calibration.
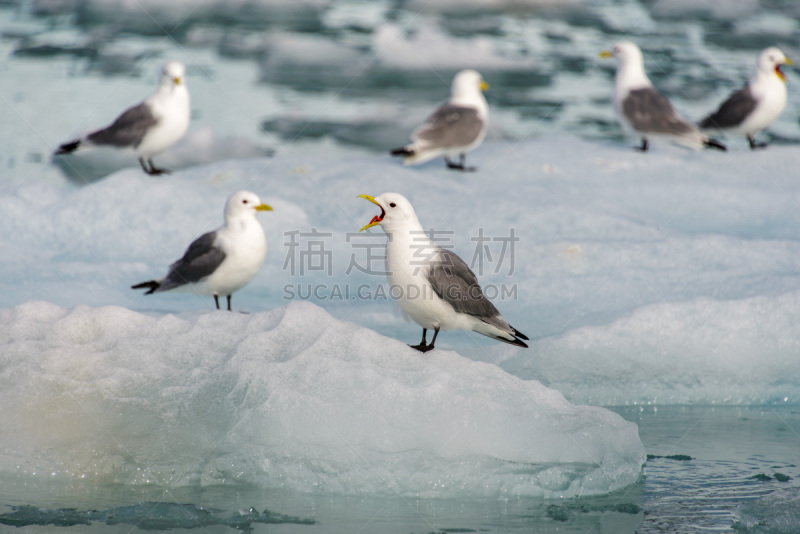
[51,128,273,185]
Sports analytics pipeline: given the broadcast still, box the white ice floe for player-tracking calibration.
[2,137,800,408]
[0,300,645,498]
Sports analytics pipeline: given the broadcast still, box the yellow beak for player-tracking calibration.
[786,57,795,66]
[174,77,182,85]
[480,81,490,91]
[358,194,383,232]
[255,203,273,212]
[599,50,613,58]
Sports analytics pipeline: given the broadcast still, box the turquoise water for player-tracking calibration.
[2,406,798,533]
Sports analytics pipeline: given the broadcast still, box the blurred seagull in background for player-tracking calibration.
[55,60,191,175]
[391,69,489,171]
[358,192,528,352]
[601,42,726,152]
[132,191,272,311]
[699,46,793,150]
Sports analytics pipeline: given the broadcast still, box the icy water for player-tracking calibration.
[3,0,800,532]
[1,406,798,533]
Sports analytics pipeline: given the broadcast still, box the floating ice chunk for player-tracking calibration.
[73,0,328,33]
[373,24,536,71]
[503,293,800,406]
[401,0,586,12]
[648,0,759,21]
[0,300,645,498]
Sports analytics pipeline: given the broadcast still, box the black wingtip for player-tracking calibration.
[704,138,727,151]
[390,147,413,157]
[512,327,529,341]
[501,336,529,349]
[486,327,529,348]
[55,140,81,155]
[131,280,161,295]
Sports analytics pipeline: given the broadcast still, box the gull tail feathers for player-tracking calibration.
[390,146,414,156]
[391,145,441,165]
[511,326,529,341]
[55,139,82,155]
[482,331,529,348]
[131,280,162,295]
[698,116,719,130]
[475,320,529,348]
[704,138,727,151]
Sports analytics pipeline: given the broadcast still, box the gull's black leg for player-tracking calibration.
[410,328,431,352]
[747,135,767,150]
[214,295,221,310]
[428,327,440,349]
[459,153,477,172]
[410,327,438,353]
[138,157,151,173]
[636,138,649,152]
[226,295,232,311]
[145,158,172,175]
[445,154,476,172]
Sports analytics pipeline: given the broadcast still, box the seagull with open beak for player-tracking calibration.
[358,192,528,353]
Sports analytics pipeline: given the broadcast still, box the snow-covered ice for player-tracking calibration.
[0,299,645,498]
[3,137,800,407]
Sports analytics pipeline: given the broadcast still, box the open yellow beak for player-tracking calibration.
[777,57,795,82]
[255,203,273,212]
[480,80,490,91]
[358,194,384,232]
[599,50,613,58]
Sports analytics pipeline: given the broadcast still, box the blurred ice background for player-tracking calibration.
[2,0,799,184]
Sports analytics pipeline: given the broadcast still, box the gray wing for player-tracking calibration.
[412,103,484,148]
[622,87,695,135]
[698,85,757,130]
[159,231,226,291]
[87,102,159,148]
[427,247,500,319]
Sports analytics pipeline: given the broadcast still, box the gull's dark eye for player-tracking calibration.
[389,202,396,208]
[242,199,249,204]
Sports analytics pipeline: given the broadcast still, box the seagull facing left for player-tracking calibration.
[359,192,528,352]
[55,60,191,175]
[601,41,726,152]
[132,191,272,311]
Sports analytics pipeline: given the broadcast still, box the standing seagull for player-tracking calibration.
[55,60,191,175]
[391,69,489,171]
[699,47,793,150]
[600,41,726,152]
[358,192,528,352]
[132,191,272,311]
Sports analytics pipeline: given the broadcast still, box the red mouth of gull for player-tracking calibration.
[776,64,787,81]
[370,206,386,225]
